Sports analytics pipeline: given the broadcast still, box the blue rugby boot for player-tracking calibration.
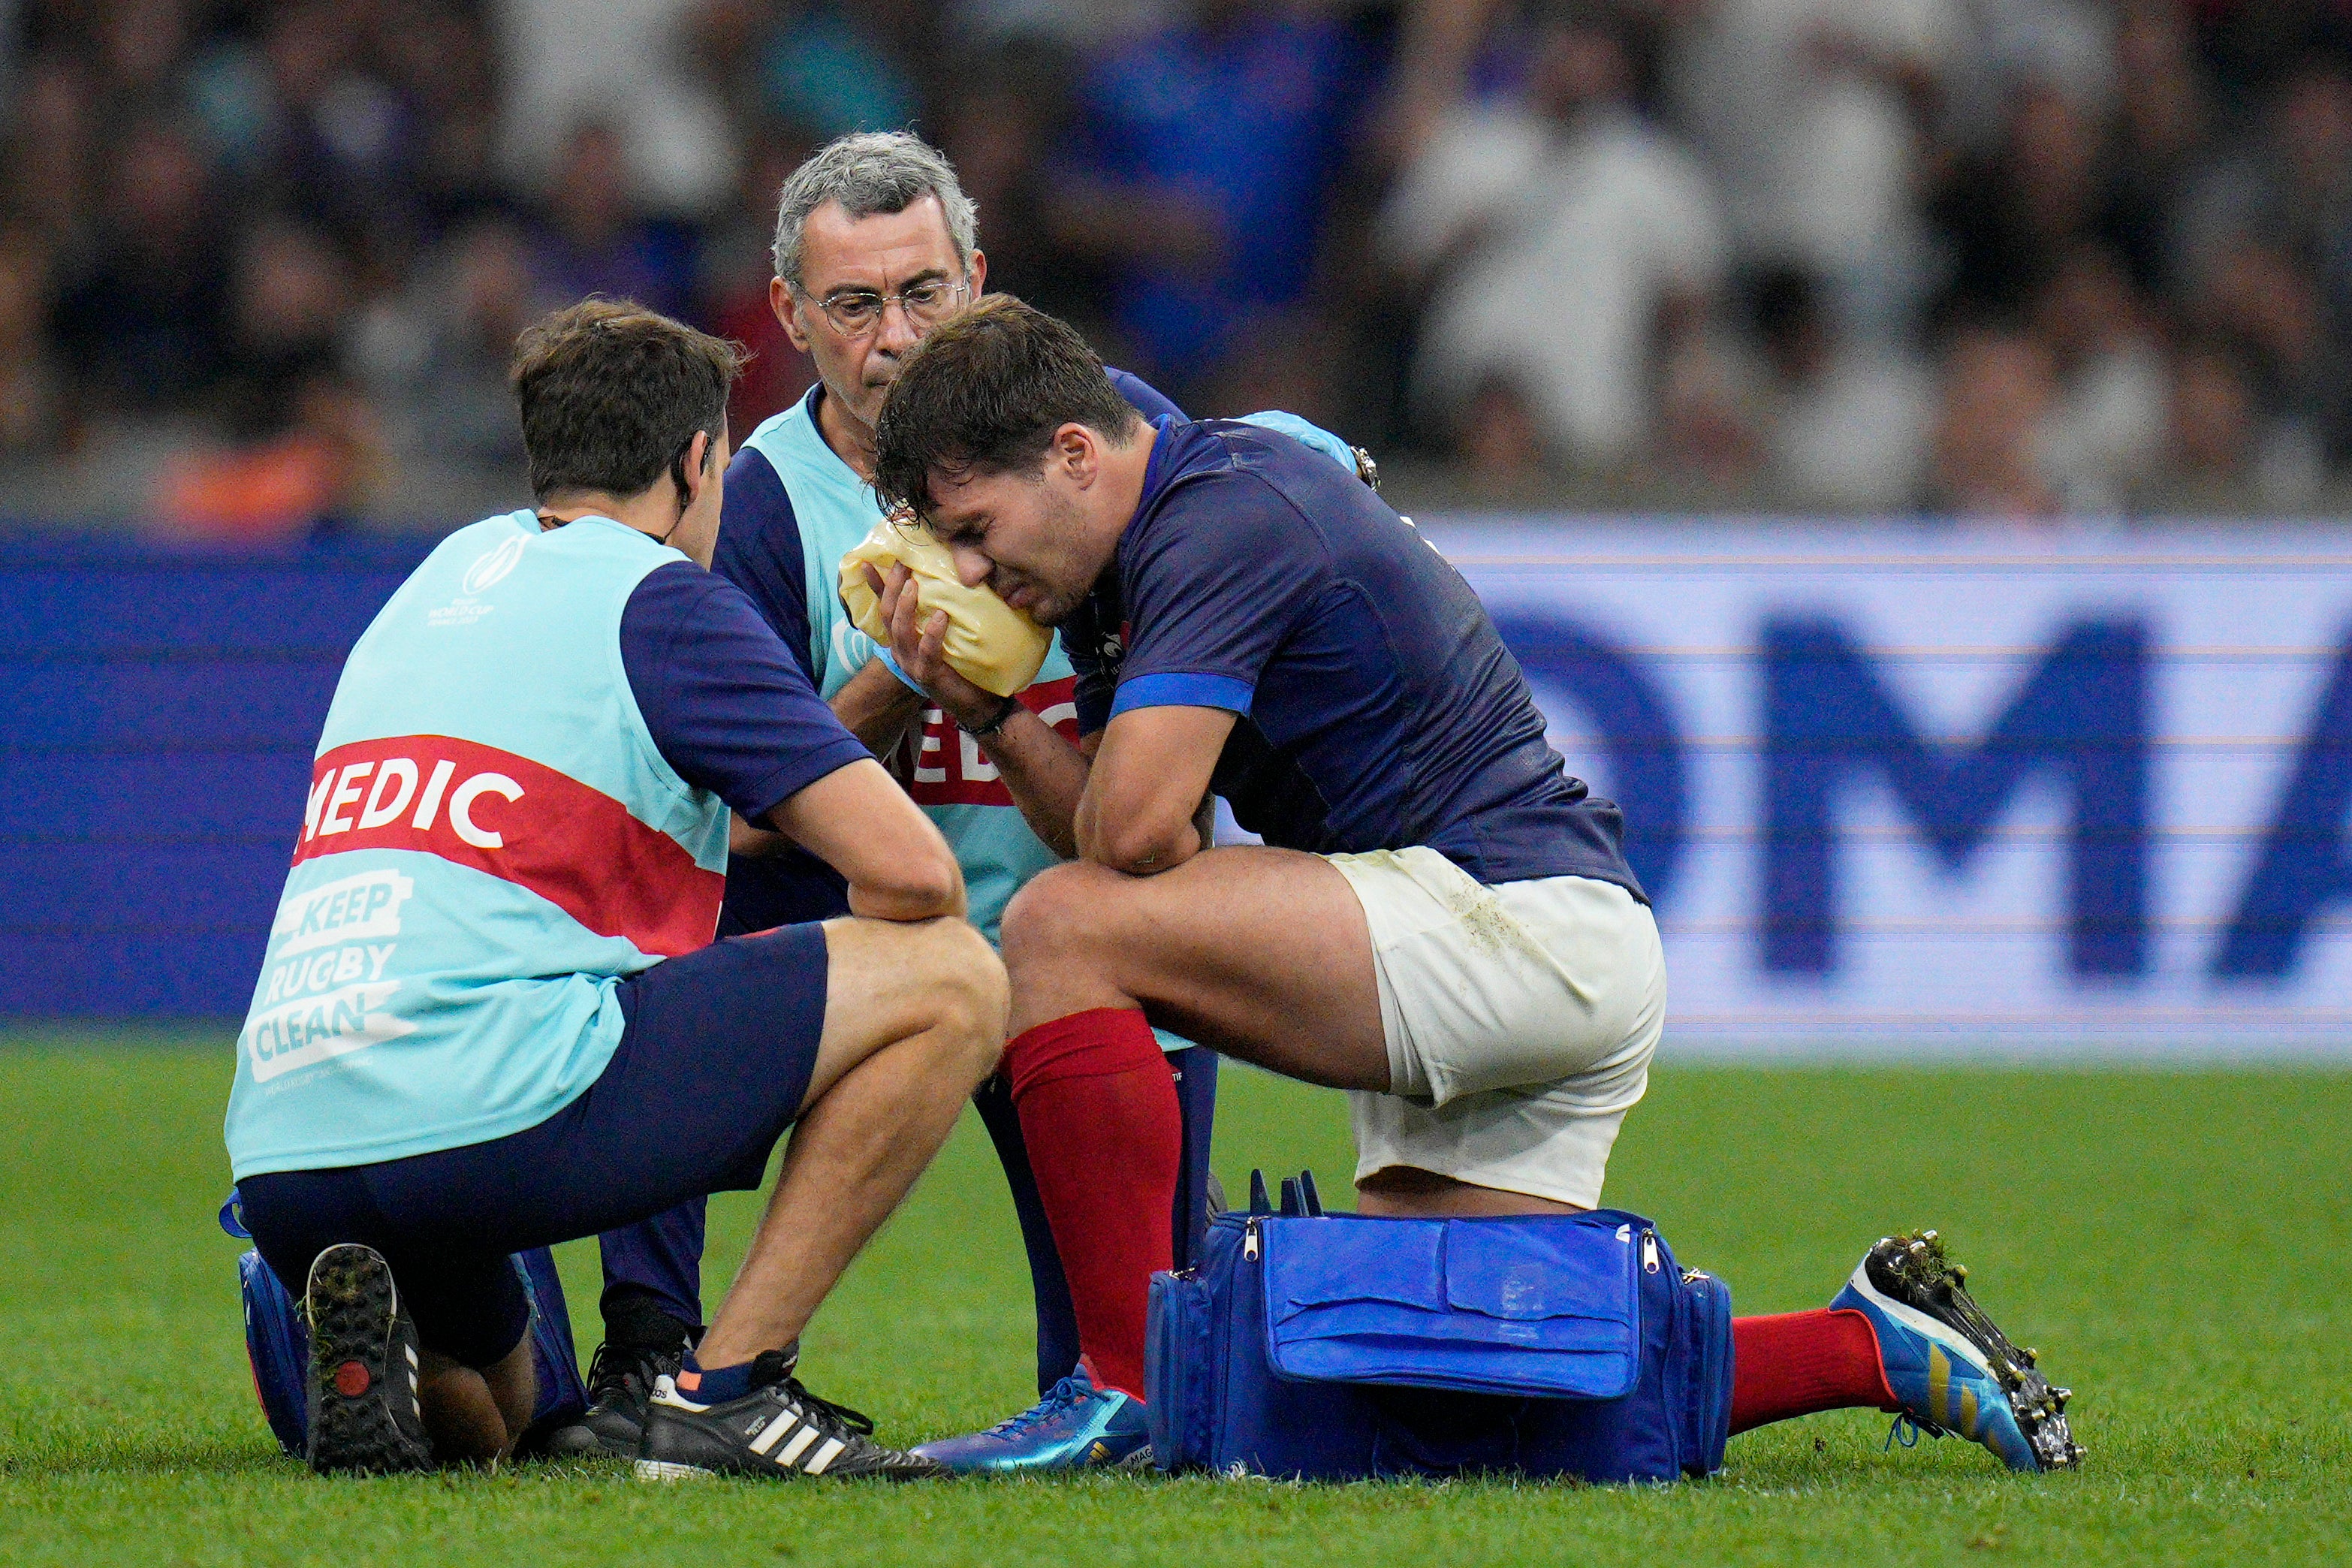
[1832,1229,2082,1473]
[909,1361,1150,1473]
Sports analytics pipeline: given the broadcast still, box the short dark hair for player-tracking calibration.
[510,299,746,502]
[871,295,1138,520]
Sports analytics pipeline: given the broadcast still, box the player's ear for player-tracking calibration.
[1054,422,1098,486]
[773,277,812,351]
[966,249,987,297]
[677,430,713,504]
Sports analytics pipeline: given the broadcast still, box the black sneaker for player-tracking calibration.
[635,1349,943,1481]
[303,1244,434,1476]
[541,1337,686,1461]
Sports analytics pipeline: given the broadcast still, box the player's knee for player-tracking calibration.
[1000,862,1115,978]
[907,918,1007,1082]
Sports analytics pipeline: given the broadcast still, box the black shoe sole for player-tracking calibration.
[1867,1230,2084,1470]
[304,1244,433,1476]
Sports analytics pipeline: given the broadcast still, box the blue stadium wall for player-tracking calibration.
[9,520,2350,1057]
[4,534,433,1018]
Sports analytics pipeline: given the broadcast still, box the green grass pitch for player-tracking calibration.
[3,1037,2347,1566]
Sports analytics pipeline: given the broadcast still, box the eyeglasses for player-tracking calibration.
[796,279,970,338]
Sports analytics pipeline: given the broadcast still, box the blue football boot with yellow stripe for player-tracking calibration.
[910,1362,1150,1473]
[1832,1229,2082,1473]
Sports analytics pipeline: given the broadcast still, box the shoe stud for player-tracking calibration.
[1954,1265,1968,1281]
[1921,1229,1937,1242]
[2025,1346,2039,1366]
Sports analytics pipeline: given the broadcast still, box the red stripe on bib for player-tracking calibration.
[292,734,722,957]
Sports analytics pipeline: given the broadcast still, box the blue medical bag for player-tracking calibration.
[223,1192,588,1456]
[1144,1171,1732,1482]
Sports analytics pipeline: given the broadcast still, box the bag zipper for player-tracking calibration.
[1642,1229,1660,1274]
[1211,1216,1253,1473]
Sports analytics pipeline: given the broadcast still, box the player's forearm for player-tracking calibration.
[768,760,966,921]
[845,869,966,923]
[970,710,1089,860]
[831,659,924,757]
[1075,706,1233,873]
[1073,773,1203,874]
[1075,802,1202,874]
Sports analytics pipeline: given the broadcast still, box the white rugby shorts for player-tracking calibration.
[1328,846,1665,1209]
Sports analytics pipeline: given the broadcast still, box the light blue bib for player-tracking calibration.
[225,514,731,1177]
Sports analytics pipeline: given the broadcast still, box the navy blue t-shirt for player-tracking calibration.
[617,559,870,825]
[1064,419,1645,897]
[710,371,1185,932]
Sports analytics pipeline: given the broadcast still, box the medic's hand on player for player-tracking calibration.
[863,561,1003,732]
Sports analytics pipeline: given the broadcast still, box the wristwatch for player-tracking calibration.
[956,692,1025,739]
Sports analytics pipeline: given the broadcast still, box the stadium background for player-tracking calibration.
[4,2,2351,1564]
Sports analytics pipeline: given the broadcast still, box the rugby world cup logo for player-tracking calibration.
[463,534,529,595]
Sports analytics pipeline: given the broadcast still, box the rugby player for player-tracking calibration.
[871,297,2083,1475]
[225,300,1001,1480]
[556,131,1366,1467]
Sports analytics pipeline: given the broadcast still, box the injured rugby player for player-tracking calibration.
[867,295,2082,1478]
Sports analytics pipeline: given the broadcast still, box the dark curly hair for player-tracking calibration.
[870,294,1138,521]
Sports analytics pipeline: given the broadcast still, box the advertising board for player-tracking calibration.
[1425,520,2352,1056]
[7,523,2350,1055]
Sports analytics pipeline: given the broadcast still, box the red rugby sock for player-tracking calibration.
[1003,1008,1181,1399]
[1728,1308,1898,1434]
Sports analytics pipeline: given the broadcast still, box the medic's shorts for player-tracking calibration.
[1331,848,1664,1211]
[237,922,830,1368]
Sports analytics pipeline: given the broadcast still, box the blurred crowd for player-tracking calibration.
[5,0,2352,532]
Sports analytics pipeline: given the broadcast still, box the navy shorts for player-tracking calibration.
[238,923,830,1368]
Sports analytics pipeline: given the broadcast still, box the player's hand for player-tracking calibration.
[865,562,1003,731]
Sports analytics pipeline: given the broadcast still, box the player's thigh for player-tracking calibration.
[805,914,1007,1105]
[1003,846,1388,1090]
[337,927,843,1257]
[1354,860,1666,1102]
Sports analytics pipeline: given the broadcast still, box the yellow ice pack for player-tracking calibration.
[839,514,1051,697]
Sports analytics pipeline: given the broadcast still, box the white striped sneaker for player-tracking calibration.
[633,1350,942,1482]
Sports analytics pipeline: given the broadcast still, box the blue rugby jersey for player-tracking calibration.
[1065,418,1645,897]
